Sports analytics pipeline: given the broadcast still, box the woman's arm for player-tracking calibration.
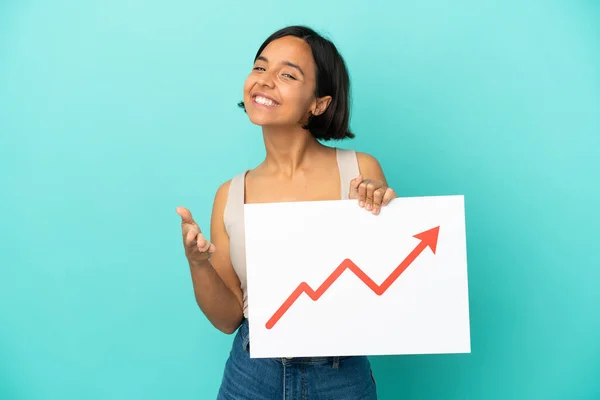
[181,181,244,334]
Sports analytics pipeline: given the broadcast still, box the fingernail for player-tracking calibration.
[366,204,372,211]
[359,201,364,207]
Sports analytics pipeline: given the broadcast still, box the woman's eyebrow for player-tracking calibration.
[256,56,305,76]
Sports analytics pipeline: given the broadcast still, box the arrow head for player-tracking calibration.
[413,226,440,254]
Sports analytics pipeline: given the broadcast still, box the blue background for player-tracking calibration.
[1,0,599,399]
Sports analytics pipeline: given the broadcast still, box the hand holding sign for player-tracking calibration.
[349,175,397,215]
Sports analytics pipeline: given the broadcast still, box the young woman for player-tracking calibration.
[177,25,397,400]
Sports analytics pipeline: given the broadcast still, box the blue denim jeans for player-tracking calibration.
[217,319,377,399]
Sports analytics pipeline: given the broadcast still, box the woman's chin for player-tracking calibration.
[247,114,278,128]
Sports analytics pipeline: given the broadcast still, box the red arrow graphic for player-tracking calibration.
[265,226,440,330]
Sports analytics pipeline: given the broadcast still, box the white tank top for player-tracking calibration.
[223,148,360,318]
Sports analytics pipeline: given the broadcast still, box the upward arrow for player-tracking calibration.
[265,226,441,330]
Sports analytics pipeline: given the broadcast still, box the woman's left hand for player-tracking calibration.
[349,175,397,215]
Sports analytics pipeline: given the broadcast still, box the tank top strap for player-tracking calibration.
[223,171,246,236]
[336,148,360,200]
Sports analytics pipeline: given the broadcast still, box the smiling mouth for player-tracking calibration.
[252,94,280,107]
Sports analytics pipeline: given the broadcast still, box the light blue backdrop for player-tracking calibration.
[1,1,599,399]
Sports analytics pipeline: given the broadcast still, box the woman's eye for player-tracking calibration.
[253,67,265,71]
[282,73,296,80]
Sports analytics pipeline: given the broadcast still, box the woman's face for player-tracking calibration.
[243,36,329,129]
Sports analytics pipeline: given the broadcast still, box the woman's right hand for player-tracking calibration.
[176,206,215,265]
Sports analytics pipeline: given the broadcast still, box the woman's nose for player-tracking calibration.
[257,70,275,87]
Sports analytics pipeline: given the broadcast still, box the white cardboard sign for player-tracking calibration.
[244,195,470,358]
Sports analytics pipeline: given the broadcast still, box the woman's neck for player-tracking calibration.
[260,125,325,177]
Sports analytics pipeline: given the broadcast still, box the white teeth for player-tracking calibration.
[255,96,278,107]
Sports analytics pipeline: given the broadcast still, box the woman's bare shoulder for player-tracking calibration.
[355,151,386,181]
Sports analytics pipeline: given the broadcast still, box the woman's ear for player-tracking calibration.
[313,96,332,116]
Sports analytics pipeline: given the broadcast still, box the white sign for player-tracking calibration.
[244,195,470,358]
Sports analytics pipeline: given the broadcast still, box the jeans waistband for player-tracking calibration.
[239,318,343,367]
